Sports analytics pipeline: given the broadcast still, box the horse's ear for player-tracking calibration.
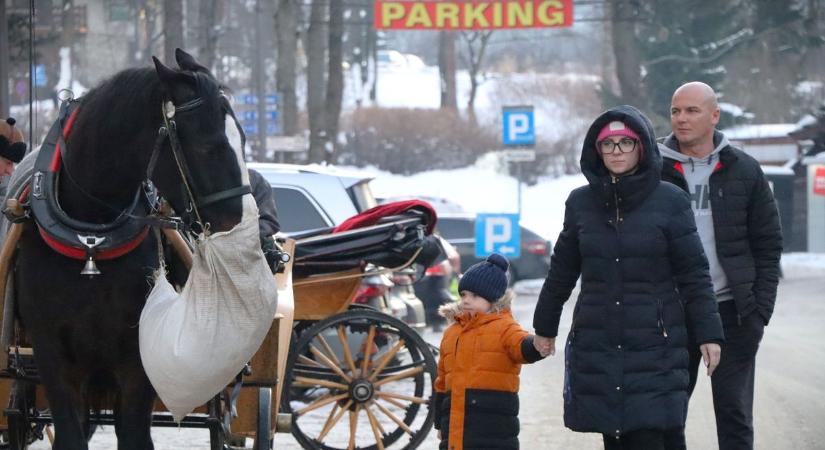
[175,49,210,74]
[153,56,180,82]
[153,56,194,86]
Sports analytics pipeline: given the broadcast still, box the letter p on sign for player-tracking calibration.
[502,106,535,146]
[475,214,521,258]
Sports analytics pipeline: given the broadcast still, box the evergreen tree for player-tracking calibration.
[634,0,748,128]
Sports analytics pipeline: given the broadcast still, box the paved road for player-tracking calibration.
[32,272,825,449]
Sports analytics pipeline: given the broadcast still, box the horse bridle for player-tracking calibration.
[146,82,251,234]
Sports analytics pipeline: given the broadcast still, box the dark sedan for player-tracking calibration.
[436,214,552,282]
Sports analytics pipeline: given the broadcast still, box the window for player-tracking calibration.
[436,218,475,240]
[347,181,378,213]
[271,187,330,232]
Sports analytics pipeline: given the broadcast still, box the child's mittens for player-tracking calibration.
[521,335,546,363]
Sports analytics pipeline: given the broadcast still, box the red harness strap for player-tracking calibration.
[38,227,150,260]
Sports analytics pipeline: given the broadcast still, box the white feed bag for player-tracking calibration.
[139,195,278,422]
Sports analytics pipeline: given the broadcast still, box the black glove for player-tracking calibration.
[260,235,279,274]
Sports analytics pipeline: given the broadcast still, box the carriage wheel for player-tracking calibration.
[283,309,436,450]
[207,395,226,450]
[253,387,272,450]
[4,381,37,450]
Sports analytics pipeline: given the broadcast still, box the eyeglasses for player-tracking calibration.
[598,138,638,155]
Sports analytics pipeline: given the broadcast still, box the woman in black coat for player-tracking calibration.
[532,105,724,450]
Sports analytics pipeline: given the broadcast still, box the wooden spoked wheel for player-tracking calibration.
[283,309,436,450]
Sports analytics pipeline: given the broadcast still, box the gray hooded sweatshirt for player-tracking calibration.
[658,132,733,303]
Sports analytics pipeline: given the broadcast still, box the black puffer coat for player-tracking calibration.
[532,105,724,438]
[660,132,782,324]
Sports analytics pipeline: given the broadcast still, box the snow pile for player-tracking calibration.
[781,253,825,279]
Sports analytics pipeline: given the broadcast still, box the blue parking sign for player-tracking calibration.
[475,214,521,258]
[33,65,47,87]
[502,106,534,146]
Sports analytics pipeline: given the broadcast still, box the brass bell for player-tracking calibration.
[81,256,101,276]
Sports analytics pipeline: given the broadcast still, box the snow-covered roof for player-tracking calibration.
[795,114,818,129]
[722,124,798,140]
[719,102,754,119]
[761,165,795,175]
[247,162,376,185]
[803,153,825,165]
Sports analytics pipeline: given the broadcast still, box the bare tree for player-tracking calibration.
[275,0,299,135]
[608,0,644,107]
[438,31,457,111]
[164,0,184,63]
[133,0,162,66]
[460,30,493,125]
[305,0,328,162]
[369,28,378,102]
[197,0,220,70]
[324,0,344,163]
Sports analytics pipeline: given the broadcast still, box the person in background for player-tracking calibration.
[660,82,782,450]
[0,117,27,199]
[533,105,724,450]
[434,253,544,450]
[248,168,282,272]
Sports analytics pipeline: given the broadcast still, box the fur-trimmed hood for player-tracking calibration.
[438,290,515,324]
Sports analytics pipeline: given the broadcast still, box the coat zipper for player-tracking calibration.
[657,299,668,339]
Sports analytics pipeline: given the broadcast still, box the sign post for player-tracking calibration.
[502,106,535,218]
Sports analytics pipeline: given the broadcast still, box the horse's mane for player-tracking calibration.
[70,67,165,159]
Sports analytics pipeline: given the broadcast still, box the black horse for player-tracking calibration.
[12,50,249,449]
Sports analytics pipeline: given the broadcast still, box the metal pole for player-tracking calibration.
[253,0,267,160]
[29,0,35,147]
[0,0,10,118]
[517,161,522,218]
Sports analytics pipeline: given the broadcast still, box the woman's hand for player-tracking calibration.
[700,342,721,376]
[534,335,556,357]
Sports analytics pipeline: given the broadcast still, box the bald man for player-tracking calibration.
[659,82,782,450]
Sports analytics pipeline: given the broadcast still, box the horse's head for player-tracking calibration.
[151,49,249,234]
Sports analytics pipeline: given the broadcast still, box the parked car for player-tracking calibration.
[436,213,552,282]
[248,163,429,330]
[352,265,427,334]
[378,195,467,215]
[376,197,462,328]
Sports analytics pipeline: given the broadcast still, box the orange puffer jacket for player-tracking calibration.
[434,294,543,450]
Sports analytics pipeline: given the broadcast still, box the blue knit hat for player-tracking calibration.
[458,253,510,302]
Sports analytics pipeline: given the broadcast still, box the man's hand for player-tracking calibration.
[700,342,721,376]
[534,335,556,357]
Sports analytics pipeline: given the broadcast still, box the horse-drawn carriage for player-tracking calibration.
[0,50,438,450]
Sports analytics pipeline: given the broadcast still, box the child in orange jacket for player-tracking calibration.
[434,253,544,450]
